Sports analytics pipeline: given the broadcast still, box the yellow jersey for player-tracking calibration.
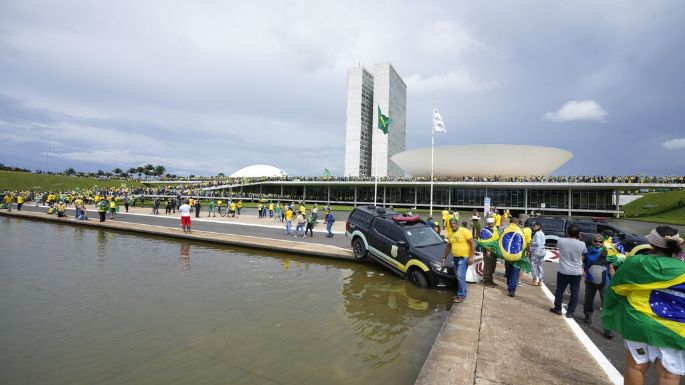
[448,227,473,257]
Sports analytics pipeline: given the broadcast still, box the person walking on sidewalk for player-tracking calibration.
[528,222,546,286]
[582,234,615,339]
[550,224,586,318]
[480,217,499,288]
[442,218,475,303]
[179,199,192,233]
[284,206,294,235]
[305,210,315,238]
[208,199,216,217]
[294,212,306,238]
[325,208,335,238]
[602,226,684,385]
[194,199,201,218]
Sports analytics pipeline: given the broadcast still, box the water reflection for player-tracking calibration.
[342,270,451,368]
[179,243,191,276]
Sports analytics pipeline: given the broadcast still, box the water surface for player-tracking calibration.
[0,217,452,385]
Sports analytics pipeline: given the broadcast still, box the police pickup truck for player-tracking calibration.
[345,205,455,288]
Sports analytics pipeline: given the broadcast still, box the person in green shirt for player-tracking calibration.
[208,199,216,217]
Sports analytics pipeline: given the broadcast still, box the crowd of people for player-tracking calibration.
[435,205,685,384]
[146,173,685,187]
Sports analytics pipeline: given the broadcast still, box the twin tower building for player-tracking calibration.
[344,63,407,178]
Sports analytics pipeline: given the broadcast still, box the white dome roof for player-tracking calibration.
[391,145,573,177]
[229,164,287,178]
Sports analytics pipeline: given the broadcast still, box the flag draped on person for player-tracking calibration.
[378,106,391,134]
[432,107,446,133]
[601,254,685,350]
[477,225,531,272]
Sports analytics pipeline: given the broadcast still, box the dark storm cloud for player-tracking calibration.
[0,1,683,176]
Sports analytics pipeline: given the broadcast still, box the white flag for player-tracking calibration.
[432,108,446,133]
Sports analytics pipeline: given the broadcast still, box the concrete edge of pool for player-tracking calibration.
[1,210,618,385]
[0,210,355,260]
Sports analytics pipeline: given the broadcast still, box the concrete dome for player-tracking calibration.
[229,164,287,178]
[390,144,573,177]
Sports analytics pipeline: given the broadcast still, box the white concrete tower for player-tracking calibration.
[371,63,406,177]
[343,66,375,177]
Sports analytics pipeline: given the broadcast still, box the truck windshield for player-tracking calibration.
[405,226,445,247]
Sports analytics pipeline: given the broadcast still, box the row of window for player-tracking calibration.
[237,185,616,211]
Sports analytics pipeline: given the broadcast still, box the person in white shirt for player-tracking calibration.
[550,224,586,318]
[179,199,192,233]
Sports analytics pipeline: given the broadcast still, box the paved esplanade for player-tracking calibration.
[2,208,621,385]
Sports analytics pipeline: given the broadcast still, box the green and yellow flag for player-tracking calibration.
[378,106,391,134]
[602,254,685,350]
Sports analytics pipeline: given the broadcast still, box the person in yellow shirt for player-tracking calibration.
[230,201,237,217]
[494,210,502,228]
[236,201,242,216]
[3,194,12,211]
[299,203,306,215]
[109,198,117,219]
[442,218,475,303]
[268,202,274,218]
[284,206,295,235]
[16,194,24,211]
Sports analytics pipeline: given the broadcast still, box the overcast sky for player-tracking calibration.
[1,1,683,177]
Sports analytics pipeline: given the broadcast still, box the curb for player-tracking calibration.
[0,211,355,261]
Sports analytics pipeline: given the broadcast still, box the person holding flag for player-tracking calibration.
[429,106,446,216]
[602,226,685,384]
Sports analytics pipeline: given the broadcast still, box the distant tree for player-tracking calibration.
[97,169,105,176]
[144,164,155,177]
[189,174,196,179]
[165,173,172,178]
[217,172,225,177]
[136,166,145,178]
[64,168,76,176]
[120,173,130,179]
[127,167,137,176]
[112,168,123,175]
[154,165,166,176]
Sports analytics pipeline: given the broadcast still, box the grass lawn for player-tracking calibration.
[0,171,143,191]
[623,190,685,225]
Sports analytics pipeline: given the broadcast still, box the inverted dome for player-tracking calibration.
[229,165,287,178]
[391,145,573,177]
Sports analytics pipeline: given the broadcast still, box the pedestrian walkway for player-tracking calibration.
[415,270,618,385]
[70,204,349,234]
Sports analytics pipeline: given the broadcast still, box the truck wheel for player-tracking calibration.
[409,269,429,288]
[352,237,367,260]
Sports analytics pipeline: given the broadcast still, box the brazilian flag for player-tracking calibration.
[477,225,531,272]
[378,106,391,134]
[602,254,685,350]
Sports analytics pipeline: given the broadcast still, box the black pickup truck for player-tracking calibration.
[523,217,651,256]
[345,205,456,288]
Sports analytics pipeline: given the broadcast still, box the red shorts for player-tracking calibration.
[181,216,191,227]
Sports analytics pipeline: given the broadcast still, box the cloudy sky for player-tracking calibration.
[1,1,683,176]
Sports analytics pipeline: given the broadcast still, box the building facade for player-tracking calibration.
[343,66,375,177]
[344,63,406,178]
[371,63,407,178]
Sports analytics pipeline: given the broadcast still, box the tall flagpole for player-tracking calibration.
[430,99,435,217]
[374,141,378,206]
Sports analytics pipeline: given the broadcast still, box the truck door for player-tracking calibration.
[369,219,392,258]
[389,225,411,265]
